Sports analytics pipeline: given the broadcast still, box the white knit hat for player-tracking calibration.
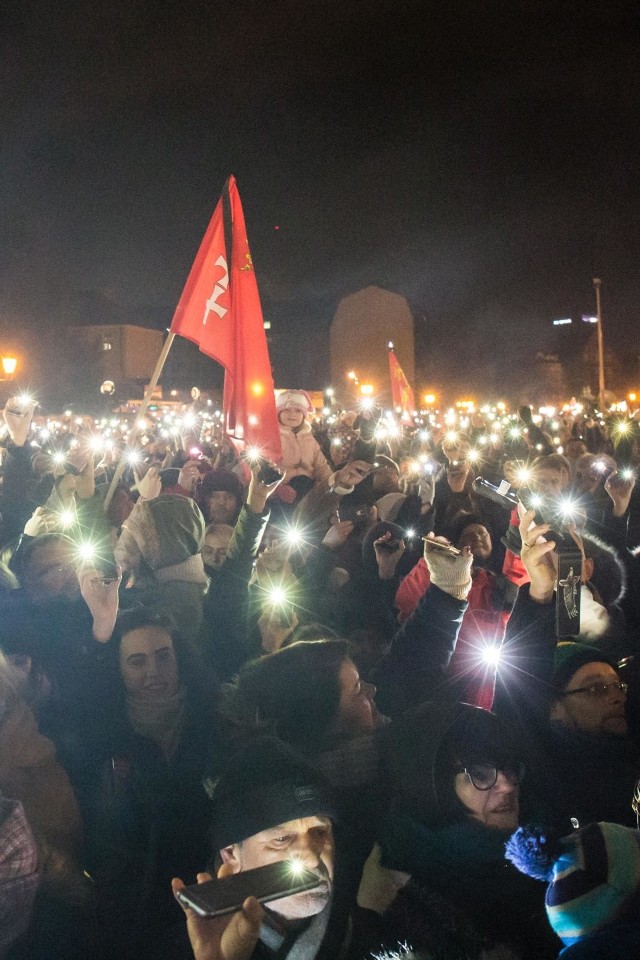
[275,390,314,414]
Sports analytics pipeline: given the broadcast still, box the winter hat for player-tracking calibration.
[449,512,486,547]
[198,468,245,504]
[506,821,640,947]
[376,493,407,522]
[276,390,314,414]
[119,494,206,579]
[383,702,522,827]
[552,641,619,695]
[208,737,337,852]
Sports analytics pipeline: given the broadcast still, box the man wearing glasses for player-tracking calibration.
[494,508,640,831]
[550,643,628,738]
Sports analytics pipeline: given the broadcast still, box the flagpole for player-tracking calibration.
[103,332,176,512]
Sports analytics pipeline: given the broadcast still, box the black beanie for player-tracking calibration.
[209,737,337,852]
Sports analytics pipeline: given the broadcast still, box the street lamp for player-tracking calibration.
[1,356,17,378]
[593,278,605,411]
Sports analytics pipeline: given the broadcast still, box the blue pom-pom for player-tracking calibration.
[505,825,558,881]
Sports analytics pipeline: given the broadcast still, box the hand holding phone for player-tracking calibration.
[172,869,264,960]
[174,861,323,918]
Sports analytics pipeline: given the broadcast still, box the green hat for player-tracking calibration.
[552,641,618,694]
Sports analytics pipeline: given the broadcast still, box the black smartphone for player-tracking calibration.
[337,503,370,528]
[175,861,323,918]
[257,459,284,485]
[471,477,519,510]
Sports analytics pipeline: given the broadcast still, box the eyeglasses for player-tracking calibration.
[559,681,628,699]
[453,761,525,791]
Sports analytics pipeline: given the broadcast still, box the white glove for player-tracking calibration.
[424,538,473,601]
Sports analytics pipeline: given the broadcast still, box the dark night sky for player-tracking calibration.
[2,0,640,399]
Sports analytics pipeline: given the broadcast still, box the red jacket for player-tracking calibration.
[395,559,509,709]
[502,507,529,587]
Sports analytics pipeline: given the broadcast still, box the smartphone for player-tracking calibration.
[337,503,370,528]
[175,861,323,918]
[422,538,461,556]
[471,477,519,510]
[258,459,284,485]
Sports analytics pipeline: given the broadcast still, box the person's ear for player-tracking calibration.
[582,557,594,584]
[219,844,242,872]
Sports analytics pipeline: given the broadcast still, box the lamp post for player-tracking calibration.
[592,278,605,411]
[1,356,17,379]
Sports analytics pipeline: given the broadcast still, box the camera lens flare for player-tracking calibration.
[246,446,262,462]
[77,542,97,561]
[58,509,76,528]
[482,646,502,667]
[268,586,288,606]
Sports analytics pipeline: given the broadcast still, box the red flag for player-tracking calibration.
[170,176,281,461]
[388,347,416,420]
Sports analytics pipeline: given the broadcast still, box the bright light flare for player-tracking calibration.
[125,449,141,466]
[268,586,288,606]
[445,430,458,444]
[52,451,66,465]
[284,527,305,548]
[360,397,374,411]
[17,392,35,408]
[559,498,577,519]
[58,509,76,528]
[77,542,97,561]
[246,445,262,463]
[621,468,636,481]
[516,467,531,483]
[482,646,502,668]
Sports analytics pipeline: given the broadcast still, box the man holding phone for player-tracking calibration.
[172,738,341,960]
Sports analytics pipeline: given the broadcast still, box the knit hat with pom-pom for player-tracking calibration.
[506,821,640,947]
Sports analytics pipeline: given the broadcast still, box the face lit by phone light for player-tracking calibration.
[220,816,334,920]
[202,524,234,572]
[119,625,180,701]
[23,536,80,602]
[456,523,492,561]
[205,490,239,525]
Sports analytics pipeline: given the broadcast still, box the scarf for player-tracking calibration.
[126,684,187,760]
[380,808,512,888]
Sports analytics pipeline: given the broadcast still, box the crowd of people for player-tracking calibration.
[1,386,640,959]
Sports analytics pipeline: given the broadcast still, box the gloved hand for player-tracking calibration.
[424,534,473,601]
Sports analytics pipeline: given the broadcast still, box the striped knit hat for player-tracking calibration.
[506,822,640,946]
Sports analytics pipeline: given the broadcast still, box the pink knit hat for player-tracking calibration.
[275,390,314,414]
